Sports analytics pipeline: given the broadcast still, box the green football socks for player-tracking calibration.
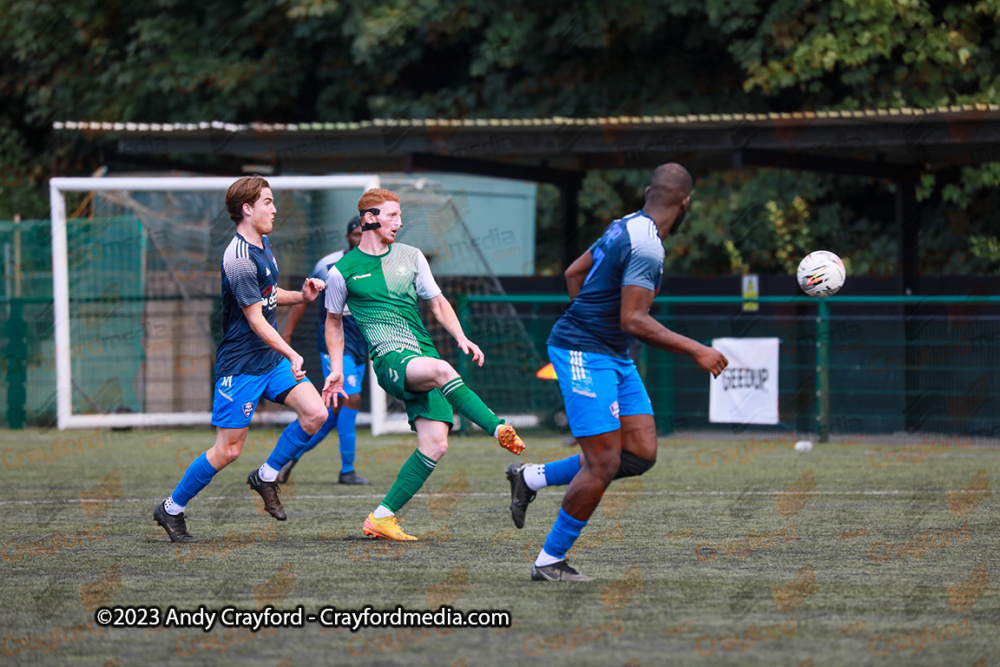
[441,377,503,435]
[379,450,437,513]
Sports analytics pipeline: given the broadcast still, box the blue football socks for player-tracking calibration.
[538,508,588,565]
[169,453,218,510]
[262,420,312,477]
[524,454,582,491]
[337,407,358,474]
[545,454,582,486]
[294,408,339,460]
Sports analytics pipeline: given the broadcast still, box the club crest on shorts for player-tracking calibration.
[610,401,620,419]
[243,402,254,417]
[347,374,357,388]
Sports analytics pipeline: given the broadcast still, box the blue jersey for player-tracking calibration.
[547,211,665,359]
[215,233,283,377]
[311,250,368,363]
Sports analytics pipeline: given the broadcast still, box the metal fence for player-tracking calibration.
[458,294,1000,442]
[2,211,997,442]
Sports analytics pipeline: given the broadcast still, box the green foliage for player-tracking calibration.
[1,0,999,275]
[769,196,812,274]
[969,235,1000,272]
[724,238,750,275]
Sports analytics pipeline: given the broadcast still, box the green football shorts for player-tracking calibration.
[372,349,454,430]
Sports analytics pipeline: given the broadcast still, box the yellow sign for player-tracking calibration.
[742,274,759,312]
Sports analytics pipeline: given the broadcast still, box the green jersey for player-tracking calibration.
[324,243,442,359]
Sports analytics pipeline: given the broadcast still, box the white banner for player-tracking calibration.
[709,337,780,425]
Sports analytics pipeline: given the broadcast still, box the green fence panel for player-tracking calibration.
[1,217,146,428]
[466,294,1000,439]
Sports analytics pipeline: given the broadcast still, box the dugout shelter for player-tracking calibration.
[26,106,1000,439]
[55,104,1000,294]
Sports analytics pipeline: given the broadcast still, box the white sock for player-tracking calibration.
[258,463,279,482]
[373,505,394,519]
[493,425,501,439]
[523,464,547,491]
[164,496,185,516]
[534,548,562,568]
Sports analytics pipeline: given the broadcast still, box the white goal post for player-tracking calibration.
[49,175,401,433]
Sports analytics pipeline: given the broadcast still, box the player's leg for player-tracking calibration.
[510,425,652,511]
[250,360,327,520]
[505,346,584,527]
[363,393,453,541]
[532,430,620,582]
[166,428,251,517]
[360,351,451,540]
[336,354,367,484]
[405,355,524,454]
[154,371,267,541]
[527,419,652,574]
[154,426,251,543]
[506,454,581,528]
[333,392,365,483]
[530,347,621,581]
[276,352,341,484]
[614,359,658,475]
[258,380,327,475]
[616,414,657,475]
[507,354,655,528]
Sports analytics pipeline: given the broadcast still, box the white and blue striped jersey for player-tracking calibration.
[547,211,665,359]
[215,233,282,377]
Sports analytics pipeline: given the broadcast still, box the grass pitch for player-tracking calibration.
[1,427,998,666]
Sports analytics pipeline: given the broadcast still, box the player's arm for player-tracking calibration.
[242,302,306,380]
[564,250,593,300]
[416,250,485,367]
[428,293,484,367]
[283,259,330,341]
[276,278,325,306]
[322,311,349,407]
[321,265,350,406]
[620,285,728,377]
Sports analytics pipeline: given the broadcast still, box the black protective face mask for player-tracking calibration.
[360,208,381,231]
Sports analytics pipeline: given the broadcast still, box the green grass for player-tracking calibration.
[2,427,998,666]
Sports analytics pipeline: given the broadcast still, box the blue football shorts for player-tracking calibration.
[321,352,366,397]
[211,358,306,428]
[547,345,654,438]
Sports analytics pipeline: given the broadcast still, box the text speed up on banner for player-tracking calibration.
[709,338,780,425]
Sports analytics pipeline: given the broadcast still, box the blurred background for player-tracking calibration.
[2,0,999,440]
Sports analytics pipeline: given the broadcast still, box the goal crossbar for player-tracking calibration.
[49,175,397,431]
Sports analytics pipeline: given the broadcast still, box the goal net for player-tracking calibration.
[49,174,555,435]
[48,175,382,431]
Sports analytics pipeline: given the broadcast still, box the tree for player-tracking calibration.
[2,0,999,276]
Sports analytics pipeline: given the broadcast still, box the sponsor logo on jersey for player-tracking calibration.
[262,285,273,296]
[262,290,278,310]
[351,273,371,281]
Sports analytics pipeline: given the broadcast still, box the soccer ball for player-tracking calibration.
[797,251,846,297]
